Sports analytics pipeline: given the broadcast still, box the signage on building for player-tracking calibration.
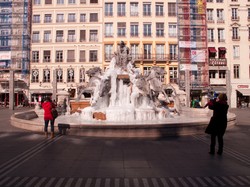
[191,50,206,62]
[209,58,227,66]
[179,64,198,71]
[0,51,11,60]
[237,85,249,89]
[179,41,196,48]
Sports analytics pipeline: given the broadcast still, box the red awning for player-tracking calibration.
[219,47,226,51]
[208,47,217,53]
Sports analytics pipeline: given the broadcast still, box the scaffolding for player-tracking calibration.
[177,0,209,90]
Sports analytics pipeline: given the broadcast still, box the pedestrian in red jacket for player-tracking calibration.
[42,97,55,138]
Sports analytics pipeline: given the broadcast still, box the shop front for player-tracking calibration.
[236,85,250,108]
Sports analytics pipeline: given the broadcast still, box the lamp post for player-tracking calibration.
[9,69,14,110]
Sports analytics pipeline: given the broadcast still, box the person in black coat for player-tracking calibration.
[205,93,229,155]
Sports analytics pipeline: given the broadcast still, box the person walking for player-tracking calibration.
[42,97,55,138]
[205,93,229,155]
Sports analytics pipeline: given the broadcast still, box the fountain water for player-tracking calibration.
[79,41,179,123]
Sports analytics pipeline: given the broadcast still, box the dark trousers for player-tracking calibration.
[210,134,223,153]
[44,119,55,133]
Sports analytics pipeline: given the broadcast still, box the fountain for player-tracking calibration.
[10,41,236,137]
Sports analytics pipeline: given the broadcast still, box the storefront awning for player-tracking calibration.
[219,47,226,51]
[212,86,226,93]
[208,47,217,53]
[237,89,250,96]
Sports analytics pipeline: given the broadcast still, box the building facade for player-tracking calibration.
[30,0,103,102]
[8,0,250,108]
[0,0,31,106]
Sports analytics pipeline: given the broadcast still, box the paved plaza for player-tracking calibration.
[0,107,250,187]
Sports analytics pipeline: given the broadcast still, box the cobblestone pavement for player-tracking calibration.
[0,107,249,187]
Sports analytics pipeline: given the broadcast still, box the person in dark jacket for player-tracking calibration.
[205,93,229,155]
[42,97,55,138]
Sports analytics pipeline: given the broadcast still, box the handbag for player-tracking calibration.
[51,108,58,119]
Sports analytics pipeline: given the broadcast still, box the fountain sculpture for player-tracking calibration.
[78,41,181,123]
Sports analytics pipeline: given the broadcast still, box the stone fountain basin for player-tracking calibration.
[11,108,236,138]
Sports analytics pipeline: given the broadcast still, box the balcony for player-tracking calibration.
[209,58,227,66]
[210,78,226,85]
[232,36,240,41]
[55,59,63,62]
[105,12,113,17]
[67,38,76,42]
[67,59,75,62]
[56,37,64,42]
[133,54,169,61]
[231,16,239,21]
[217,19,225,23]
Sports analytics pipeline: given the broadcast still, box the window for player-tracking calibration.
[34,0,40,5]
[89,50,98,62]
[218,29,224,42]
[90,0,98,3]
[217,9,224,21]
[80,0,86,4]
[67,68,74,82]
[32,51,39,62]
[169,44,177,60]
[79,68,85,83]
[32,31,40,43]
[168,3,176,17]
[80,14,86,22]
[90,13,98,22]
[232,27,239,40]
[44,14,52,23]
[45,0,52,4]
[216,0,223,2]
[79,50,86,62]
[219,70,226,78]
[207,9,213,21]
[143,23,151,37]
[208,28,214,42]
[67,50,75,62]
[143,44,152,59]
[143,67,151,76]
[207,0,213,2]
[130,2,138,16]
[233,64,240,79]
[156,44,165,60]
[169,23,177,37]
[156,3,164,16]
[33,15,40,23]
[130,22,139,37]
[248,8,250,19]
[68,13,76,22]
[105,3,113,16]
[56,69,63,82]
[43,69,50,82]
[56,30,64,42]
[68,0,75,4]
[57,0,64,4]
[105,44,113,61]
[143,3,151,16]
[31,69,39,83]
[169,67,178,83]
[56,14,64,22]
[68,30,75,42]
[218,47,226,58]
[233,45,240,59]
[44,31,51,42]
[232,8,238,20]
[118,3,126,16]
[117,22,126,37]
[130,44,139,60]
[209,70,216,78]
[80,30,86,42]
[89,30,98,42]
[43,50,51,62]
[154,23,164,37]
[56,50,63,62]
[105,23,113,37]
